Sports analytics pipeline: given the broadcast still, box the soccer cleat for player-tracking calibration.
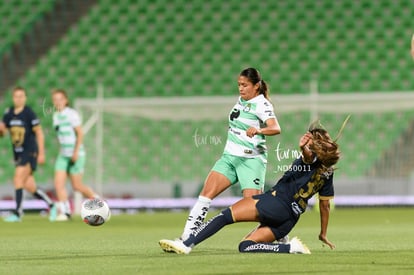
[289,237,311,254]
[159,239,192,254]
[49,204,58,222]
[55,213,71,222]
[277,235,290,244]
[4,213,22,222]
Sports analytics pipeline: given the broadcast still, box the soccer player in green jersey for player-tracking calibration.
[50,89,97,221]
[177,68,281,240]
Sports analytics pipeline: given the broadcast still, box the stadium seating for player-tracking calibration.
[0,0,413,186]
[0,0,55,54]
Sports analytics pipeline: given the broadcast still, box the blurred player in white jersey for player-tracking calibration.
[50,89,97,221]
[175,68,282,240]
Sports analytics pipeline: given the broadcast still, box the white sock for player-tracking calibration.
[57,202,65,214]
[181,196,211,240]
[63,200,71,215]
[58,201,71,215]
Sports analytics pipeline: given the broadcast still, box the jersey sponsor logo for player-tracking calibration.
[229,127,241,135]
[253,178,260,185]
[10,119,23,126]
[230,109,240,121]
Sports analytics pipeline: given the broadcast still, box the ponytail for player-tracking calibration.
[257,79,270,100]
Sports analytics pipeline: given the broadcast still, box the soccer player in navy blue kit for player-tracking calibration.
[160,121,340,254]
[0,87,57,222]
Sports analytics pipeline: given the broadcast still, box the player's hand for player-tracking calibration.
[299,132,313,148]
[71,152,78,163]
[319,234,336,250]
[37,153,45,165]
[246,127,261,138]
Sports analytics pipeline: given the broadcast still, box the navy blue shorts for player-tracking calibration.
[14,152,37,172]
[253,192,299,239]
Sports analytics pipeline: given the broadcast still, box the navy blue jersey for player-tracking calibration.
[270,157,334,215]
[2,106,40,154]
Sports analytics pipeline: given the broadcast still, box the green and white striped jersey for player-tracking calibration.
[53,107,85,157]
[224,94,276,161]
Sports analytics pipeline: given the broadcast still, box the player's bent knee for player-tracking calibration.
[238,240,256,253]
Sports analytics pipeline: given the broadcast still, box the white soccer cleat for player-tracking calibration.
[277,235,290,244]
[159,239,192,255]
[55,214,70,222]
[289,237,311,254]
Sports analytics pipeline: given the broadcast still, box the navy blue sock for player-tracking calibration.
[15,188,23,216]
[184,207,234,247]
[239,240,290,253]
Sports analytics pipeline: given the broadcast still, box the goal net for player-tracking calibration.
[75,85,414,204]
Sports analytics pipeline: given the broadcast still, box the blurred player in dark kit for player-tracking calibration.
[0,87,56,222]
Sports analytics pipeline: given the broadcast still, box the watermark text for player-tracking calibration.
[193,128,222,148]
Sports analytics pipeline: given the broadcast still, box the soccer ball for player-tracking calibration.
[81,198,111,226]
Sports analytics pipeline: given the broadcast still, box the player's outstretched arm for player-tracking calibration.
[318,198,336,249]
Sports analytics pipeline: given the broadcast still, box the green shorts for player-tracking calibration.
[55,155,86,174]
[212,154,266,191]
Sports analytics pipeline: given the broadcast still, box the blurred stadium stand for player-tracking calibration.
[0,0,97,96]
[0,0,414,202]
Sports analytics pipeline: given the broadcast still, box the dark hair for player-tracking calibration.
[239,67,270,100]
[12,86,26,94]
[52,89,70,107]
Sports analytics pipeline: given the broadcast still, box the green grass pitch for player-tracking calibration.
[1,207,413,274]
